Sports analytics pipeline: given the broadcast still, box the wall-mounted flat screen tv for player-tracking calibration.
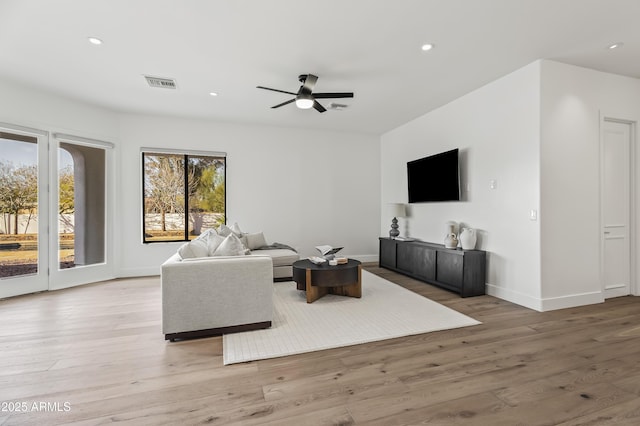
[407,148,460,203]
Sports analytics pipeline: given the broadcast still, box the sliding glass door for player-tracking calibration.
[0,124,49,298]
[0,124,114,297]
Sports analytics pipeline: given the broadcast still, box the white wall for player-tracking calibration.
[381,62,543,309]
[540,60,640,309]
[1,77,380,280]
[117,114,380,276]
[0,79,119,142]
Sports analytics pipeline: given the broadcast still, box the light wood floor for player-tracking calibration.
[1,265,640,425]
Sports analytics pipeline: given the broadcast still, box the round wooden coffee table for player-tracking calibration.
[292,259,362,303]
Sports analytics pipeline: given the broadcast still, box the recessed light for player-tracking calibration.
[209,92,218,97]
[88,37,103,45]
[421,43,434,51]
[608,42,624,49]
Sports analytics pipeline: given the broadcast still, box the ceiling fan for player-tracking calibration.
[257,74,353,113]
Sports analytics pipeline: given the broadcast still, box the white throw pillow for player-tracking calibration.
[218,222,244,238]
[217,224,232,237]
[229,222,244,236]
[194,228,217,241]
[206,234,226,256]
[246,232,268,250]
[213,234,249,256]
[177,239,209,259]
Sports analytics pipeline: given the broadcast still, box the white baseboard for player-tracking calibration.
[486,283,542,311]
[487,283,605,312]
[349,254,379,263]
[540,291,604,311]
[116,267,160,278]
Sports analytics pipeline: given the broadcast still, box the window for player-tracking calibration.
[142,150,226,243]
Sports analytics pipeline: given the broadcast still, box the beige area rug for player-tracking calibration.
[223,270,480,365]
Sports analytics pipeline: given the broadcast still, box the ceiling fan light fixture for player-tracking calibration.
[295,95,314,109]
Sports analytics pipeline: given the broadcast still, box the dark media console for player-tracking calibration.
[379,237,486,297]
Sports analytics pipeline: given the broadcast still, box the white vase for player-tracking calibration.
[444,233,458,249]
[459,228,477,250]
[444,222,458,249]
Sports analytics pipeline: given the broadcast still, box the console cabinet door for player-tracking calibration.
[379,239,397,269]
[396,242,415,273]
[412,245,436,281]
[436,251,463,289]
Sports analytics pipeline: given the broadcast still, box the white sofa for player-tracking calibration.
[176,226,300,281]
[252,247,300,280]
[161,253,274,341]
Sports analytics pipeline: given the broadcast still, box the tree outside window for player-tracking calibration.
[142,152,225,242]
[0,161,38,235]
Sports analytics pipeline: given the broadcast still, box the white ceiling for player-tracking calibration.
[1,0,639,135]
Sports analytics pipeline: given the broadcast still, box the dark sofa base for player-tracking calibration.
[165,321,272,342]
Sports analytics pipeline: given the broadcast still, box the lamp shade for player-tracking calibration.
[389,203,406,218]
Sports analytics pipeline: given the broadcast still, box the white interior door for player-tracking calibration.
[601,119,633,299]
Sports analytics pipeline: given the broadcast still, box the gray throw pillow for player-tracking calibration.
[246,232,268,250]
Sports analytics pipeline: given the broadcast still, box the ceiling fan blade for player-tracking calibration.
[301,74,318,93]
[257,86,297,96]
[313,92,354,99]
[313,100,327,113]
[271,98,296,109]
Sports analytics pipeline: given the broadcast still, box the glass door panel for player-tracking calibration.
[0,126,49,298]
[58,143,106,269]
[49,136,112,290]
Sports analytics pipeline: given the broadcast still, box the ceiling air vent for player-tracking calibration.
[329,103,348,111]
[144,75,177,89]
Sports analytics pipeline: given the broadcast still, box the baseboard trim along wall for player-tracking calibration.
[349,254,378,263]
[117,267,161,278]
[486,283,543,311]
[540,291,605,312]
[487,283,606,312]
